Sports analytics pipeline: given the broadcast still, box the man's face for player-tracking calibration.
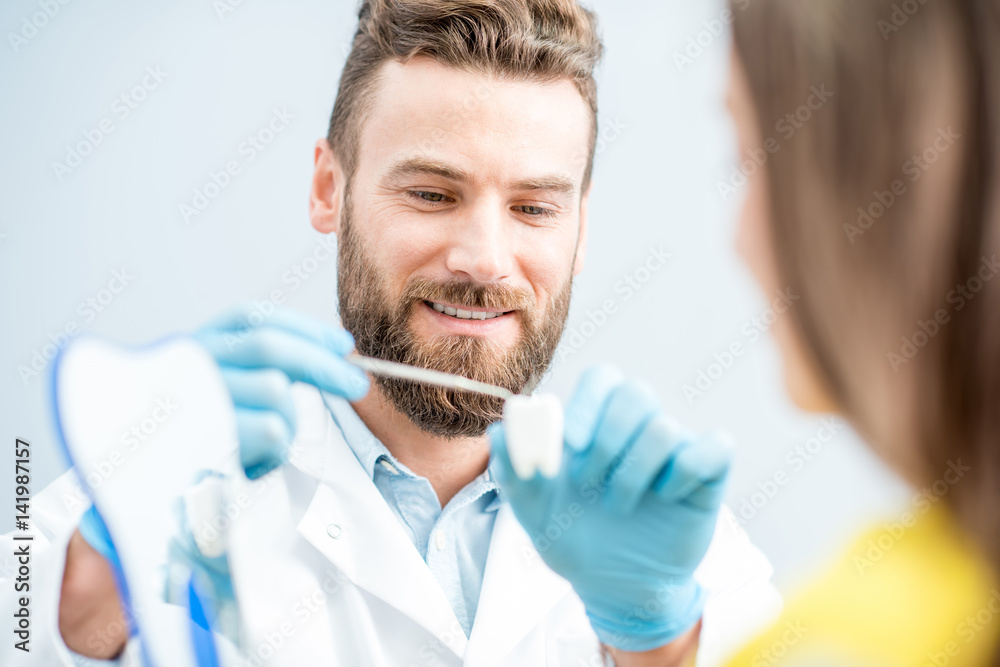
[327,57,593,437]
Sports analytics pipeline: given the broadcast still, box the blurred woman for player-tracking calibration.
[722,0,1000,663]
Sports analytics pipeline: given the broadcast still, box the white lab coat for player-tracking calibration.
[1,384,782,667]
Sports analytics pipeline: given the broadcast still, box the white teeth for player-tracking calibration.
[430,302,505,321]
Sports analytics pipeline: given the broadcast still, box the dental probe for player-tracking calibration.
[346,354,516,401]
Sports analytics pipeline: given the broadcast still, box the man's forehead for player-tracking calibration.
[356,57,593,187]
[372,56,588,121]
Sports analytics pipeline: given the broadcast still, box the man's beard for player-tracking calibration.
[336,195,572,438]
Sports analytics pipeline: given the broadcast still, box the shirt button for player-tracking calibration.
[434,530,446,551]
[326,523,343,539]
[379,460,399,475]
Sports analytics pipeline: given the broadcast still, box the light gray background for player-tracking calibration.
[0,0,909,592]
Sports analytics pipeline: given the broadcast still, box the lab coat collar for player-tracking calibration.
[299,390,573,663]
[295,392,470,658]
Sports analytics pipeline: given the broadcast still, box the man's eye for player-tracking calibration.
[517,205,553,217]
[410,191,448,203]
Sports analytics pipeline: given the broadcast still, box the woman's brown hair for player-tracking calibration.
[732,0,1000,633]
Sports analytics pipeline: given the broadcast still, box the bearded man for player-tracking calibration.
[22,1,781,666]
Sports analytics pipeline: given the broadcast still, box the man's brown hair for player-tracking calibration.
[327,0,603,189]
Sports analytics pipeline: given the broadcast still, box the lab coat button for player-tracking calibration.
[326,523,343,539]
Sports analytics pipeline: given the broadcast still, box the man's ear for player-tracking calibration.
[573,181,592,276]
[309,138,346,235]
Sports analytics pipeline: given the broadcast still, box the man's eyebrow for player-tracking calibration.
[384,157,577,196]
[511,175,577,196]
[384,157,471,184]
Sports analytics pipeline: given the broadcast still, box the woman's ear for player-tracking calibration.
[573,182,592,276]
[309,139,346,235]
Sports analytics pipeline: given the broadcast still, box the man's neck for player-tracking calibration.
[350,389,491,508]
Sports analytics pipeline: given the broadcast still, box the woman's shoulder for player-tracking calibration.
[724,506,1000,666]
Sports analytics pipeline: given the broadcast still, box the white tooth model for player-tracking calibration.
[502,393,564,479]
[53,335,243,665]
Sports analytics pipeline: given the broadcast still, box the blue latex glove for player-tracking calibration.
[78,503,121,568]
[489,365,733,652]
[192,305,370,479]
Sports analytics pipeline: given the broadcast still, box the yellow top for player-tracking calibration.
[724,506,1000,666]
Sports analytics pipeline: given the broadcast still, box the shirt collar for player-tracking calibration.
[483,486,503,512]
[322,392,501,512]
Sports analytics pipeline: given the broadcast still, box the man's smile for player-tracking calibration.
[425,300,515,321]
[417,300,520,337]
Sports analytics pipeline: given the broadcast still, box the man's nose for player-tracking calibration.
[444,201,515,283]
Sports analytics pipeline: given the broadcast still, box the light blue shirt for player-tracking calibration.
[325,397,501,637]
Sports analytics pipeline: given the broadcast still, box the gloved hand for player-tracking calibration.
[489,365,733,652]
[192,305,370,479]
